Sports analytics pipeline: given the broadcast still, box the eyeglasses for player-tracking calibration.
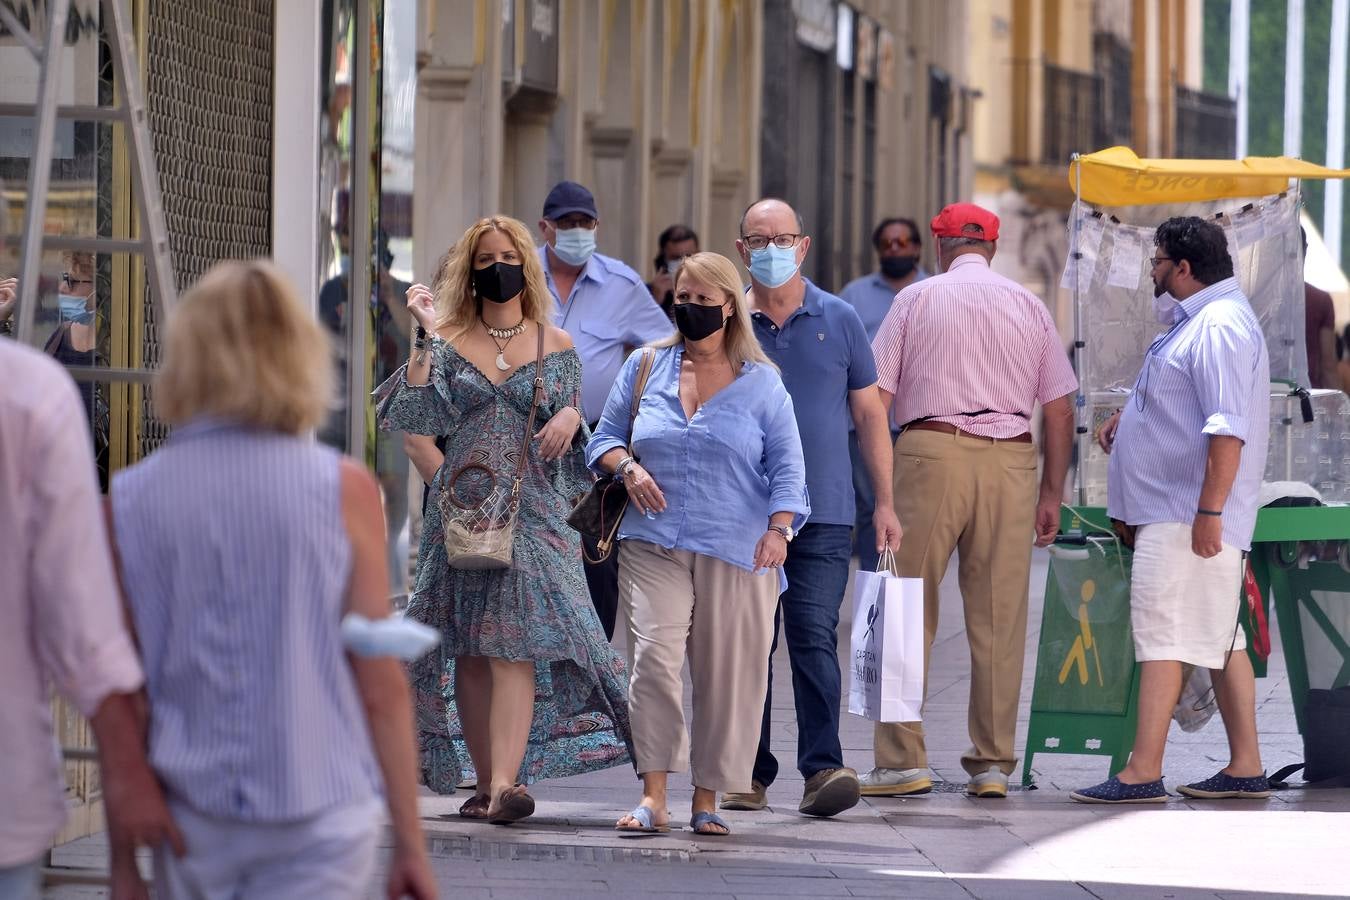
[61,272,93,286]
[740,232,802,251]
[878,237,916,251]
[553,215,597,230]
[1149,257,1173,268]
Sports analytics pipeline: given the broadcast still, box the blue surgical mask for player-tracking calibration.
[1151,291,1180,325]
[552,227,597,266]
[339,254,352,276]
[748,244,801,288]
[59,293,93,325]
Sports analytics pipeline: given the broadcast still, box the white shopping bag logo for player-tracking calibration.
[848,551,925,723]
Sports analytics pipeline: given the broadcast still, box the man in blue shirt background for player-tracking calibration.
[719,198,903,818]
[536,181,673,639]
[839,216,928,571]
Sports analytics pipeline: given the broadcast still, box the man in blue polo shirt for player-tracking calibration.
[839,216,929,571]
[719,198,903,818]
[537,181,674,639]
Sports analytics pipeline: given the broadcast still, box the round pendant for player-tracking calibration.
[495,352,511,371]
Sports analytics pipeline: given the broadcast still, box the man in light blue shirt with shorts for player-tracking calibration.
[1073,216,1271,805]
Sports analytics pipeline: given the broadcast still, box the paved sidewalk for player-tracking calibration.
[47,551,1349,898]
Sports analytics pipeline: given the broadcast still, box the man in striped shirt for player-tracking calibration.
[0,338,183,898]
[861,203,1077,800]
[1072,217,1271,804]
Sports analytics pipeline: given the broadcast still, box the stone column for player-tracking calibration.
[413,0,504,278]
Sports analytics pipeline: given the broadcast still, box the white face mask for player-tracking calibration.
[665,258,683,278]
[1152,292,1180,325]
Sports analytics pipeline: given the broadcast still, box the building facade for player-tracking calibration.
[413,0,973,294]
[3,0,973,846]
[966,0,1231,334]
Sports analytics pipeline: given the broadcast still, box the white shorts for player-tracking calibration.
[154,795,381,900]
[1130,522,1246,670]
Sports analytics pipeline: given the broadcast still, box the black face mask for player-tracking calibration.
[472,262,525,303]
[880,256,918,279]
[673,302,726,342]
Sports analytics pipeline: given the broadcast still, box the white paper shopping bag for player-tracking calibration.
[848,551,925,723]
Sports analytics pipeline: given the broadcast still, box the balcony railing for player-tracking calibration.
[1175,86,1237,159]
[1043,63,1104,166]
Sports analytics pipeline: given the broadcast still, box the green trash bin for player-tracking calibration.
[1021,533,1140,787]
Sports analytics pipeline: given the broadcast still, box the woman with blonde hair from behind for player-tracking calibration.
[376,215,633,824]
[107,260,436,898]
[587,251,810,836]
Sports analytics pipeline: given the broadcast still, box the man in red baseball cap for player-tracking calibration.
[860,201,1077,800]
[929,202,1001,242]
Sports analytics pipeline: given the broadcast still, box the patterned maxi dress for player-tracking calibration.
[375,338,633,793]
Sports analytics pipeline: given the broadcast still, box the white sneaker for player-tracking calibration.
[859,767,933,796]
[967,766,1009,798]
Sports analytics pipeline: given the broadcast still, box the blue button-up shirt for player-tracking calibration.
[839,269,930,341]
[538,246,674,422]
[750,279,878,527]
[1107,277,1270,550]
[586,345,810,585]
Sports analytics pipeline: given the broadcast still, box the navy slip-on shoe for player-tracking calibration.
[1177,771,1271,799]
[1069,775,1168,804]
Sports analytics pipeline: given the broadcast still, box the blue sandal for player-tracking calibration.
[689,810,731,836]
[616,805,670,834]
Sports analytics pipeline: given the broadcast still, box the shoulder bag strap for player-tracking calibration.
[627,347,656,442]
[624,347,656,462]
[511,327,548,491]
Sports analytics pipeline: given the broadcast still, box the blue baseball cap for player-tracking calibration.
[542,181,599,221]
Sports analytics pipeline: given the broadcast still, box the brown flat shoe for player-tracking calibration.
[488,787,536,825]
[458,793,490,819]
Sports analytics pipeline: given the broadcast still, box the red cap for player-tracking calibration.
[930,203,1000,241]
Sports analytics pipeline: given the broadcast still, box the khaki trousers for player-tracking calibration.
[619,540,780,792]
[872,428,1037,777]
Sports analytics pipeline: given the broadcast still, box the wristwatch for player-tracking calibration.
[768,524,795,542]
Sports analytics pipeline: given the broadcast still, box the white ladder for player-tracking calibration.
[2,0,176,375]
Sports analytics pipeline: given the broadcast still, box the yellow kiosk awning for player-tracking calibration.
[1067,146,1350,206]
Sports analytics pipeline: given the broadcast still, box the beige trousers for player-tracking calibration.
[872,428,1038,777]
[619,540,780,792]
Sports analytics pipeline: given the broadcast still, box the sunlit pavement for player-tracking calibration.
[47,550,1349,899]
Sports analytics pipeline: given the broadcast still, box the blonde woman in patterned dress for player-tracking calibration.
[376,216,632,824]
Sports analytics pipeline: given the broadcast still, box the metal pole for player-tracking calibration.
[104,0,177,319]
[14,0,72,346]
[1326,0,1349,265]
[1284,0,1304,159]
[1230,0,1250,159]
[346,0,374,458]
[1072,153,1087,507]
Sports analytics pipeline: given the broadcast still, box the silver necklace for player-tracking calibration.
[483,318,527,371]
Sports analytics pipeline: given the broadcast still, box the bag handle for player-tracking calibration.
[510,327,548,496]
[875,546,899,576]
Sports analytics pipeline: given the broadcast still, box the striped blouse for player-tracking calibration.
[111,419,381,822]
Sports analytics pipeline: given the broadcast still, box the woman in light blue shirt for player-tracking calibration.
[588,252,809,837]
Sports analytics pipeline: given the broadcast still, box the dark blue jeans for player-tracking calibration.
[753,522,854,786]
[848,428,900,573]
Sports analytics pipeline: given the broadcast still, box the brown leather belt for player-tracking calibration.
[904,421,1032,443]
